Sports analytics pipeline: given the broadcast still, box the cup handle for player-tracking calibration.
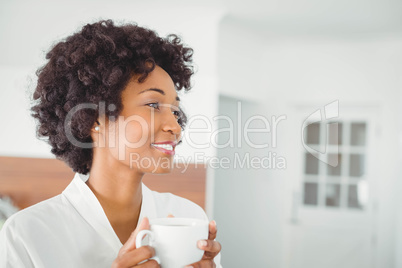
[135,230,160,264]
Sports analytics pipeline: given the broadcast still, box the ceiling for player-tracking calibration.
[219,0,402,34]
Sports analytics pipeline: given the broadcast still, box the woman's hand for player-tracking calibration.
[112,217,160,268]
[185,220,222,268]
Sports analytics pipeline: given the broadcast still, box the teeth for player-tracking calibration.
[152,144,173,151]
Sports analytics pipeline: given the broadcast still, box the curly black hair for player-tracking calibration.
[30,19,194,175]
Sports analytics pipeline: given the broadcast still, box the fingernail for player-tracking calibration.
[140,217,149,227]
[185,266,193,268]
[212,220,217,227]
[198,240,207,248]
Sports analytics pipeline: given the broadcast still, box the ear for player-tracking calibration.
[91,121,101,137]
[91,115,108,135]
[92,120,100,129]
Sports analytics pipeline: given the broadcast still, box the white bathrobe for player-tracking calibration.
[0,173,221,267]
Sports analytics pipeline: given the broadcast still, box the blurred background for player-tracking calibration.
[1,0,402,267]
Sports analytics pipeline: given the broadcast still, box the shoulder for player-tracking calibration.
[144,185,208,220]
[1,194,68,234]
[0,195,69,267]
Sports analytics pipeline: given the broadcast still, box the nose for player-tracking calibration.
[162,108,182,137]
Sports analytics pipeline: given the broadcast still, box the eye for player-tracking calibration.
[173,110,181,118]
[146,102,160,110]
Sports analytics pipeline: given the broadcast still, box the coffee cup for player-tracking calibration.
[135,218,209,268]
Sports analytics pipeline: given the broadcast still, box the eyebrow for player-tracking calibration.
[138,88,180,101]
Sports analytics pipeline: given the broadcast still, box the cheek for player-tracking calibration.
[119,114,151,147]
[106,118,151,161]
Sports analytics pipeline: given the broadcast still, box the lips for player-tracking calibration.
[151,141,178,156]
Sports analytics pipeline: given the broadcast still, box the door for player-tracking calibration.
[283,102,378,268]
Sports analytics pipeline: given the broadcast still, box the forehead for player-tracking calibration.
[124,65,176,96]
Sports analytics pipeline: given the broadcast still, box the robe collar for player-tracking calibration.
[62,173,157,251]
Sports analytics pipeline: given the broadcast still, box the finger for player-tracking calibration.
[185,259,215,268]
[167,214,175,218]
[120,217,150,254]
[198,240,221,259]
[115,246,156,267]
[136,259,160,267]
[208,220,217,241]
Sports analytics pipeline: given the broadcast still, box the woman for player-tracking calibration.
[0,20,221,267]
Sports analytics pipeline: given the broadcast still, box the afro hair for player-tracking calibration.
[30,19,194,174]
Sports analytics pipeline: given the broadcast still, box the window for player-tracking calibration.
[302,121,367,210]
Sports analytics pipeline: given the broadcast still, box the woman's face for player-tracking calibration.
[95,65,182,174]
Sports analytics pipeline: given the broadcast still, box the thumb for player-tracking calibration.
[119,217,150,254]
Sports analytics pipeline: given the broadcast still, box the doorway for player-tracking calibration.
[283,104,378,268]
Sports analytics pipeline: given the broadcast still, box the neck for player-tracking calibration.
[86,150,144,223]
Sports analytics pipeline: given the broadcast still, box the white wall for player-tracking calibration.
[213,16,286,267]
[214,15,402,267]
[212,95,285,267]
[259,31,402,268]
[395,84,402,268]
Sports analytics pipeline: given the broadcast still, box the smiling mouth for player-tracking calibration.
[151,144,175,155]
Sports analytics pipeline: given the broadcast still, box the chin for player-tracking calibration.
[142,156,175,174]
[128,151,175,172]
[151,169,173,174]
[149,164,174,174]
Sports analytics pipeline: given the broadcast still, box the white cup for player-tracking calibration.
[135,218,209,268]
